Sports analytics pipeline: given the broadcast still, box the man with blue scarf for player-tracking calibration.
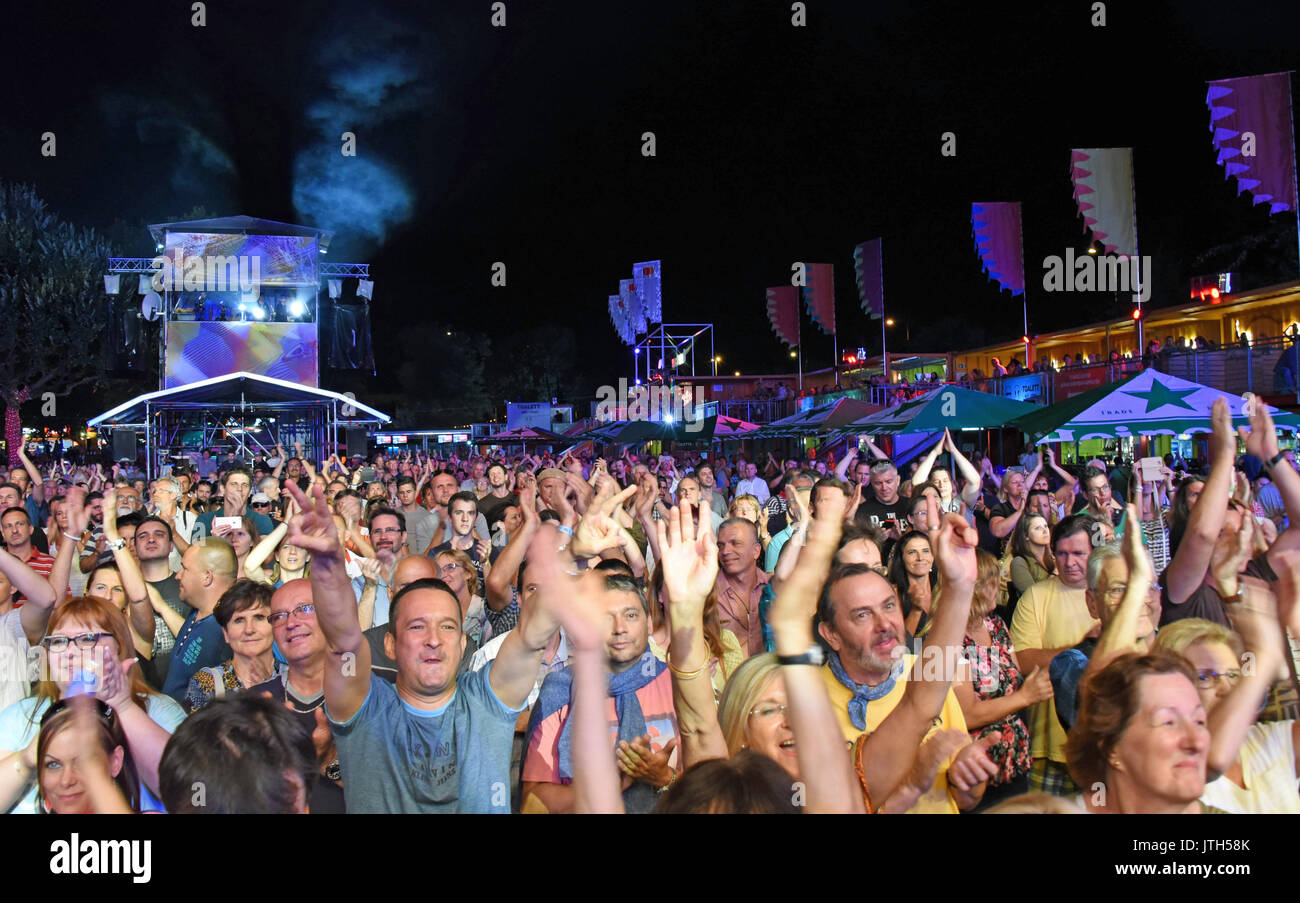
[522,573,679,814]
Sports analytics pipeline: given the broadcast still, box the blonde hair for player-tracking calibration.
[983,791,1085,814]
[718,653,780,756]
[1152,618,1243,659]
[729,494,761,520]
[435,548,480,597]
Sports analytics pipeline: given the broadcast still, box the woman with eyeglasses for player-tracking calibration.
[1153,612,1299,813]
[0,595,185,814]
[184,580,284,713]
[0,694,141,814]
[434,548,488,645]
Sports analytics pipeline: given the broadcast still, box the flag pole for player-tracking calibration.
[1290,72,1300,278]
[880,239,889,384]
[1131,149,1144,351]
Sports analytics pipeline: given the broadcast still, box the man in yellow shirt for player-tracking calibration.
[816,565,988,813]
[1010,514,1100,795]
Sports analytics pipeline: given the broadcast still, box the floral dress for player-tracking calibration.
[964,615,1032,787]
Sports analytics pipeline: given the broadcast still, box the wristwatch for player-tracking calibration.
[777,645,826,667]
[1260,451,1287,475]
[106,537,127,552]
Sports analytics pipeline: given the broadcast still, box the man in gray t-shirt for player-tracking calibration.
[285,480,565,814]
[332,665,518,812]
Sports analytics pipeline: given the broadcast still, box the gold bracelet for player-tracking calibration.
[667,660,709,680]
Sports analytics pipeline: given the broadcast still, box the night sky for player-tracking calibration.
[4,0,1299,408]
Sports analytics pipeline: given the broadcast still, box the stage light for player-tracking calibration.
[253,307,266,320]
[885,318,895,326]
[733,370,741,376]
[289,300,306,317]
[1087,246,1097,255]
[663,412,673,423]
[789,351,797,358]
[634,348,641,355]
[1131,307,1142,320]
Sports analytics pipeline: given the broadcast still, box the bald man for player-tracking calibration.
[362,556,444,676]
[249,578,347,813]
[164,539,239,703]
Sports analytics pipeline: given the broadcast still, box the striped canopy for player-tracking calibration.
[754,397,882,438]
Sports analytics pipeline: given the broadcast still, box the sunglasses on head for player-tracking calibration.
[40,696,116,729]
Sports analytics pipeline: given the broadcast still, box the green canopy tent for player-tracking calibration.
[1008,369,1300,442]
[838,386,1041,435]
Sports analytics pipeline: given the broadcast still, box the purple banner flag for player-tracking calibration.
[1207,72,1297,215]
[632,260,663,323]
[1069,148,1137,257]
[766,286,800,347]
[853,239,884,319]
[802,264,836,335]
[971,202,1025,296]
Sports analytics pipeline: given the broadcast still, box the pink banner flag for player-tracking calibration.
[853,239,884,318]
[1207,72,1298,214]
[802,263,836,335]
[766,286,800,347]
[971,202,1026,296]
[1069,148,1137,257]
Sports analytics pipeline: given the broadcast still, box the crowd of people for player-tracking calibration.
[0,406,1296,815]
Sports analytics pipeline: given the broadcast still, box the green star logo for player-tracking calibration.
[1120,379,1198,414]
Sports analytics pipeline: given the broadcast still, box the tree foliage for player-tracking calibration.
[0,184,115,406]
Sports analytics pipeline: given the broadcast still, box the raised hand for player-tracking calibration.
[63,486,89,538]
[95,643,137,712]
[655,504,719,621]
[1210,397,1236,462]
[284,481,343,562]
[359,557,383,585]
[1238,394,1280,462]
[927,492,978,588]
[1121,502,1153,589]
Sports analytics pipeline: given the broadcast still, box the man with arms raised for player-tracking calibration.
[286,480,565,813]
[815,504,995,812]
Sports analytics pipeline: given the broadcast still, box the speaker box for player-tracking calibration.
[346,428,368,457]
[112,429,138,462]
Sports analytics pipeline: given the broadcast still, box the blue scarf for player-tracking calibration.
[827,650,906,731]
[525,649,667,810]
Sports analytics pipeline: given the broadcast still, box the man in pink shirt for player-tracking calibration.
[713,517,770,655]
